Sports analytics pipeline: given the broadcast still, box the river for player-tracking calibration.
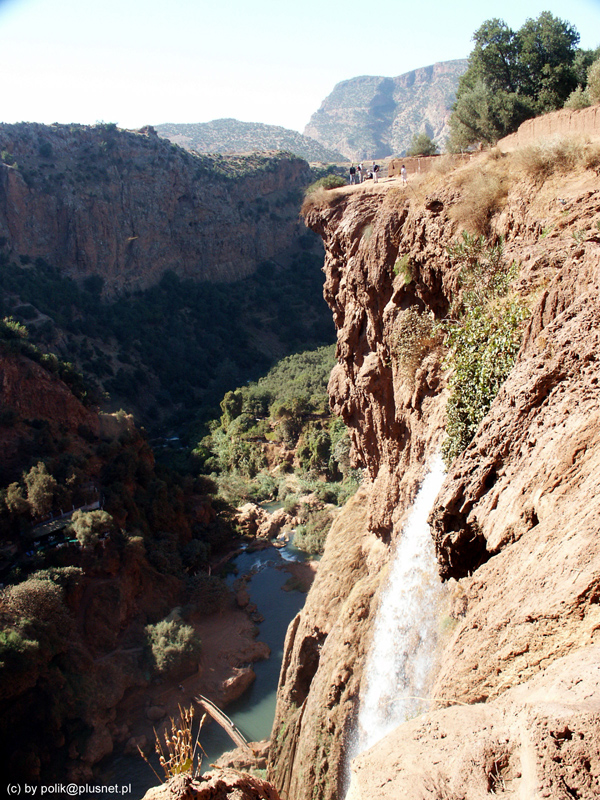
[94,537,311,798]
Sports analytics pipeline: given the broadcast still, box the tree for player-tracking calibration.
[449,12,583,148]
[5,483,30,516]
[517,12,579,110]
[69,509,115,547]
[407,133,438,157]
[24,462,57,518]
[588,58,600,104]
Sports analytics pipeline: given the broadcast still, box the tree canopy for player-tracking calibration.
[407,133,438,157]
[449,12,588,149]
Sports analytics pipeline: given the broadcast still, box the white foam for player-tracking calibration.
[353,455,447,754]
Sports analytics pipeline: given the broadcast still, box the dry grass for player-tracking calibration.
[448,163,509,235]
[300,185,348,216]
[138,704,207,782]
[515,137,600,180]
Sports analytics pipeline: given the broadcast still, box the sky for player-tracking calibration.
[0,0,599,134]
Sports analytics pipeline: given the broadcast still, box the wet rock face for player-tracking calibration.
[0,123,311,295]
[347,645,600,799]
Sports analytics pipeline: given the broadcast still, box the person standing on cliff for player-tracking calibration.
[401,164,407,186]
[373,162,379,183]
[357,163,363,183]
[349,164,356,184]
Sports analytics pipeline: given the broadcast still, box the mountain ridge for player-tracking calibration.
[156,118,347,163]
[304,58,468,160]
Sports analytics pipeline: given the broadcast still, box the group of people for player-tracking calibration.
[349,162,408,186]
[348,162,378,184]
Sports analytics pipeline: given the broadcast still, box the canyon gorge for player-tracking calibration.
[2,116,600,799]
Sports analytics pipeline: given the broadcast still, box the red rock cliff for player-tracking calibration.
[269,149,600,799]
[0,123,311,294]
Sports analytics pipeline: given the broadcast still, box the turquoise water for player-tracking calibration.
[94,541,308,798]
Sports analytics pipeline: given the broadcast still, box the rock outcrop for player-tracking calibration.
[269,150,600,798]
[0,123,311,295]
[142,769,282,800]
[304,60,467,161]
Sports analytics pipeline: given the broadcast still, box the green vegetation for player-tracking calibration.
[390,306,438,386]
[145,618,202,675]
[393,254,414,285]
[407,133,438,157]
[442,233,530,465]
[0,247,334,436]
[449,13,597,149]
[0,316,94,406]
[305,174,347,193]
[564,54,600,108]
[197,345,360,552]
[156,118,347,163]
[294,508,333,554]
[68,510,116,547]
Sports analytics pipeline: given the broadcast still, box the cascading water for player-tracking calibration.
[348,455,447,767]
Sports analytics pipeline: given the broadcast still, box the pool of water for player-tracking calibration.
[94,540,309,798]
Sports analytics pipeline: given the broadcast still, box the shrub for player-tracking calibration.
[407,133,438,157]
[390,306,438,386]
[301,175,346,215]
[442,236,529,466]
[563,86,591,109]
[393,254,413,285]
[442,300,529,465]
[305,174,346,193]
[186,574,230,615]
[145,619,201,675]
[294,508,333,554]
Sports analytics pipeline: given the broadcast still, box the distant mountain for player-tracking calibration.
[304,59,468,161]
[156,118,347,163]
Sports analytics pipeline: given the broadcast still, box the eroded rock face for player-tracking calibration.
[269,165,600,799]
[347,645,600,799]
[142,769,282,800]
[0,123,311,295]
[269,185,450,800]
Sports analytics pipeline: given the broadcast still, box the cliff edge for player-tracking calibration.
[268,141,600,798]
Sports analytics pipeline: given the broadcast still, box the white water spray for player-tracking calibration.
[352,454,447,757]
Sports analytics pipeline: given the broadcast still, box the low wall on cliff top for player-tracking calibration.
[388,153,473,177]
[498,104,600,151]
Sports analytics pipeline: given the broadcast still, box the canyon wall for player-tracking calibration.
[269,152,600,798]
[0,123,311,294]
[498,103,600,151]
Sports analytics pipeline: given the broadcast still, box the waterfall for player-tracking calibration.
[351,455,447,759]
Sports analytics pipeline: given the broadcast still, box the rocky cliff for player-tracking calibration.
[0,123,311,295]
[268,143,600,798]
[304,60,467,162]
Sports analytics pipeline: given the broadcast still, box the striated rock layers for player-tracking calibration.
[0,122,312,295]
[269,156,600,798]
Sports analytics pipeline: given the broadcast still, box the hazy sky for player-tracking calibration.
[1,0,599,133]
